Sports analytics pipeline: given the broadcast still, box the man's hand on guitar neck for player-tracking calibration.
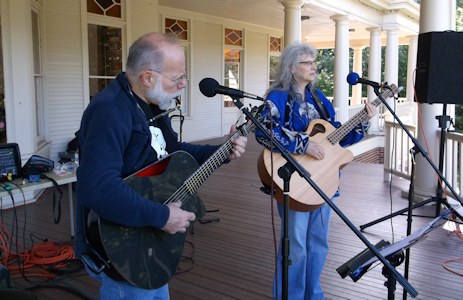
[162,202,196,234]
[227,125,248,161]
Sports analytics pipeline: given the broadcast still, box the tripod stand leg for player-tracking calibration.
[359,198,435,231]
[360,148,432,232]
[360,112,454,232]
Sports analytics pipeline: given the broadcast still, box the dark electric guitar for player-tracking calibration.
[88,120,255,290]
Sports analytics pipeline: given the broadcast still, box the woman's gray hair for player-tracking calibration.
[125,32,179,77]
[268,42,318,101]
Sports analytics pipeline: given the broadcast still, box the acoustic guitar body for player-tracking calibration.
[257,119,353,212]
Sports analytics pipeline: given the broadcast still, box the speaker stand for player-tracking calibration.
[360,104,451,231]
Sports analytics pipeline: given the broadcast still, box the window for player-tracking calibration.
[87,0,121,17]
[269,56,279,87]
[31,6,45,145]
[165,18,188,41]
[269,37,282,87]
[164,17,190,115]
[224,28,243,107]
[88,25,122,99]
[87,0,124,100]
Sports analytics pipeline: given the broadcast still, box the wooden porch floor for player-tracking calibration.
[2,133,463,299]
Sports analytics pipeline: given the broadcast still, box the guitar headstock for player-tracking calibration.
[382,84,402,97]
[248,104,264,118]
[235,104,265,135]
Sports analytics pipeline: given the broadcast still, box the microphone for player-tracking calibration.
[199,77,264,100]
[347,72,382,89]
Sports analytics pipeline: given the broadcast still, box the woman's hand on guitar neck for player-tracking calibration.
[162,201,196,234]
[306,141,325,160]
[365,101,377,119]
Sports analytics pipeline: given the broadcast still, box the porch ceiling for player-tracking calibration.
[158,0,420,48]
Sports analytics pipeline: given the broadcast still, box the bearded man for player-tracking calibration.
[76,32,247,299]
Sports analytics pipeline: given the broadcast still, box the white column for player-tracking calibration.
[414,0,454,199]
[384,27,399,109]
[406,35,418,105]
[278,0,304,46]
[351,46,364,106]
[367,28,382,134]
[331,15,350,123]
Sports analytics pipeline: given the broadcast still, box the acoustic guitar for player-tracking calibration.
[257,85,399,212]
[88,121,255,290]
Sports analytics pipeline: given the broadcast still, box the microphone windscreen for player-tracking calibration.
[346,72,360,85]
[199,78,219,97]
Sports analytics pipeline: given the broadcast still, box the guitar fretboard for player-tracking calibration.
[327,84,399,145]
[166,121,255,205]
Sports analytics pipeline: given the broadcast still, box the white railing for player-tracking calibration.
[338,99,462,199]
[383,121,463,199]
[444,131,463,197]
[383,120,415,181]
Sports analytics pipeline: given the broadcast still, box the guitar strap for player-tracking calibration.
[308,85,331,122]
[285,86,331,124]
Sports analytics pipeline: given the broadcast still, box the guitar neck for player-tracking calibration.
[176,122,255,200]
[327,84,398,144]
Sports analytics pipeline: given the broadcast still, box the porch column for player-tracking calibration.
[384,26,399,109]
[331,15,350,123]
[367,28,382,134]
[278,0,304,46]
[414,0,454,199]
[406,35,418,105]
[351,46,364,106]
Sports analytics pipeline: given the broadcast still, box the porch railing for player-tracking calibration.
[383,120,463,199]
[338,100,462,198]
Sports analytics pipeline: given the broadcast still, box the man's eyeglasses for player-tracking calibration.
[150,69,187,86]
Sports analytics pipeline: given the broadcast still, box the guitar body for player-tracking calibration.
[93,151,205,290]
[257,119,353,212]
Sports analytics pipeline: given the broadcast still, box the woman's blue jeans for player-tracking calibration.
[274,202,332,300]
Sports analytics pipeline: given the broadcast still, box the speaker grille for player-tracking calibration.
[415,31,463,104]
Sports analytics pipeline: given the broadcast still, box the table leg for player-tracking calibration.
[68,182,75,239]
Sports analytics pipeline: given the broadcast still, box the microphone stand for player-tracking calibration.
[366,84,463,299]
[229,95,418,299]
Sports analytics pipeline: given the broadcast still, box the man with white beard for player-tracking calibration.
[76,32,247,299]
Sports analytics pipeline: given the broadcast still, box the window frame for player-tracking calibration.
[31,3,46,146]
[163,15,191,116]
[223,28,244,109]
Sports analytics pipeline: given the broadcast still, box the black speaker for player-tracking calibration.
[415,31,463,104]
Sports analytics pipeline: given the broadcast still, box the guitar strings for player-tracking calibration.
[327,87,395,144]
[162,123,254,207]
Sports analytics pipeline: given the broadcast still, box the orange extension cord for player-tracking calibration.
[0,222,75,279]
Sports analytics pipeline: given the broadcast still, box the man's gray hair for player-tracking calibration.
[125,32,179,77]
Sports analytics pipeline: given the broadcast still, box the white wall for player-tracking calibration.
[187,20,223,141]
[45,0,84,162]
